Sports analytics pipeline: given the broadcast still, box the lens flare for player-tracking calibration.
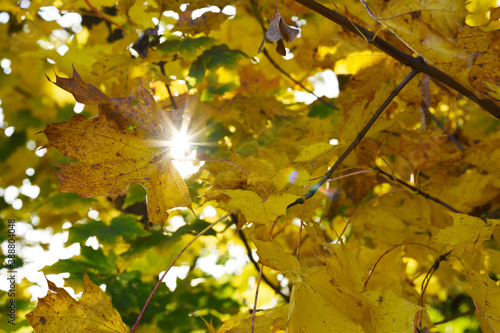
[169,130,190,160]
[318,187,340,200]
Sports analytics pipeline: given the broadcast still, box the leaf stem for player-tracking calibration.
[251,221,277,333]
[364,244,402,289]
[288,68,419,209]
[251,264,265,333]
[292,0,500,119]
[130,211,234,333]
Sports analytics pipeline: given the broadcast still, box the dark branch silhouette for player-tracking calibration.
[289,68,420,208]
[293,0,500,119]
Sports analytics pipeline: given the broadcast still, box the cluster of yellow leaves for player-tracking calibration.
[4,0,500,332]
[26,273,127,333]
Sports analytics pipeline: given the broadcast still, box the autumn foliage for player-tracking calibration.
[1,0,500,332]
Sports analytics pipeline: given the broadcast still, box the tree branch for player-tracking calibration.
[131,211,234,333]
[374,167,461,213]
[433,309,476,326]
[292,0,500,119]
[262,48,338,110]
[288,68,419,208]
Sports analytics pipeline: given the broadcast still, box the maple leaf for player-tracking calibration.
[218,304,289,332]
[26,272,127,333]
[42,68,191,223]
[364,290,421,332]
[459,272,500,332]
[223,190,298,224]
[432,212,499,256]
[289,265,366,332]
[254,239,301,279]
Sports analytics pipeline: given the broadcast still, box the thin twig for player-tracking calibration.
[252,264,265,332]
[262,48,338,110]
[374,167,462,213]
[238,229,289,301]
[288,68,420,209]
[484,210,500,219]
[157,0,164,25]
[296,220,304,259]
[433,309,476,325]
[364,244,401,289]
[326,169,373,183]
[130,211,234,333]
[83,0,127,34]
[165,83,178,110]
[251,221,277,333]
[292,0,500,119]
[428,112,465,152]
[415,251,451,331]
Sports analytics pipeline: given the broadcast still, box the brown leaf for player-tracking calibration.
[420,74,432,132]
[266,12,284,42]
[420,74,432,106]
[258,12,300,56]
[43,68,191,223]
[132,27,159,58]
[278,15,299,43]
[276,39,286,56]
[175,10,228,35]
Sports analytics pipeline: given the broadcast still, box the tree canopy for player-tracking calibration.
[1,0,500,332]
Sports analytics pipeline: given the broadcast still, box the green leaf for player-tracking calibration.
[201,44,248,70]
[122,183,147,208]
[44,247,118,282]
[188,57,206,88]
[308,101,336,118]
[158,36,216,58]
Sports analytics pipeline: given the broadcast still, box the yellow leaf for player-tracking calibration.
[432,213,499,256]
[363,0,467,63]
[289,266,366,332]
[200,317,217,333]
[339,83,401,144]
[463,136,500,179]
[486,249,500,275]
[26,272,127,333]
[459,272,500,332]
[224,190,298,224]
[365,290,421,333]
[247,157,276,185]
[43,69,191,223]
[325,244,366,292]
[293,142,337,163]
[351,191,432,244]
[425,169,499,214]
[334,50,387,75]
[219,305,288,332]
[272,167,310,190]
[254,239,301,278]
